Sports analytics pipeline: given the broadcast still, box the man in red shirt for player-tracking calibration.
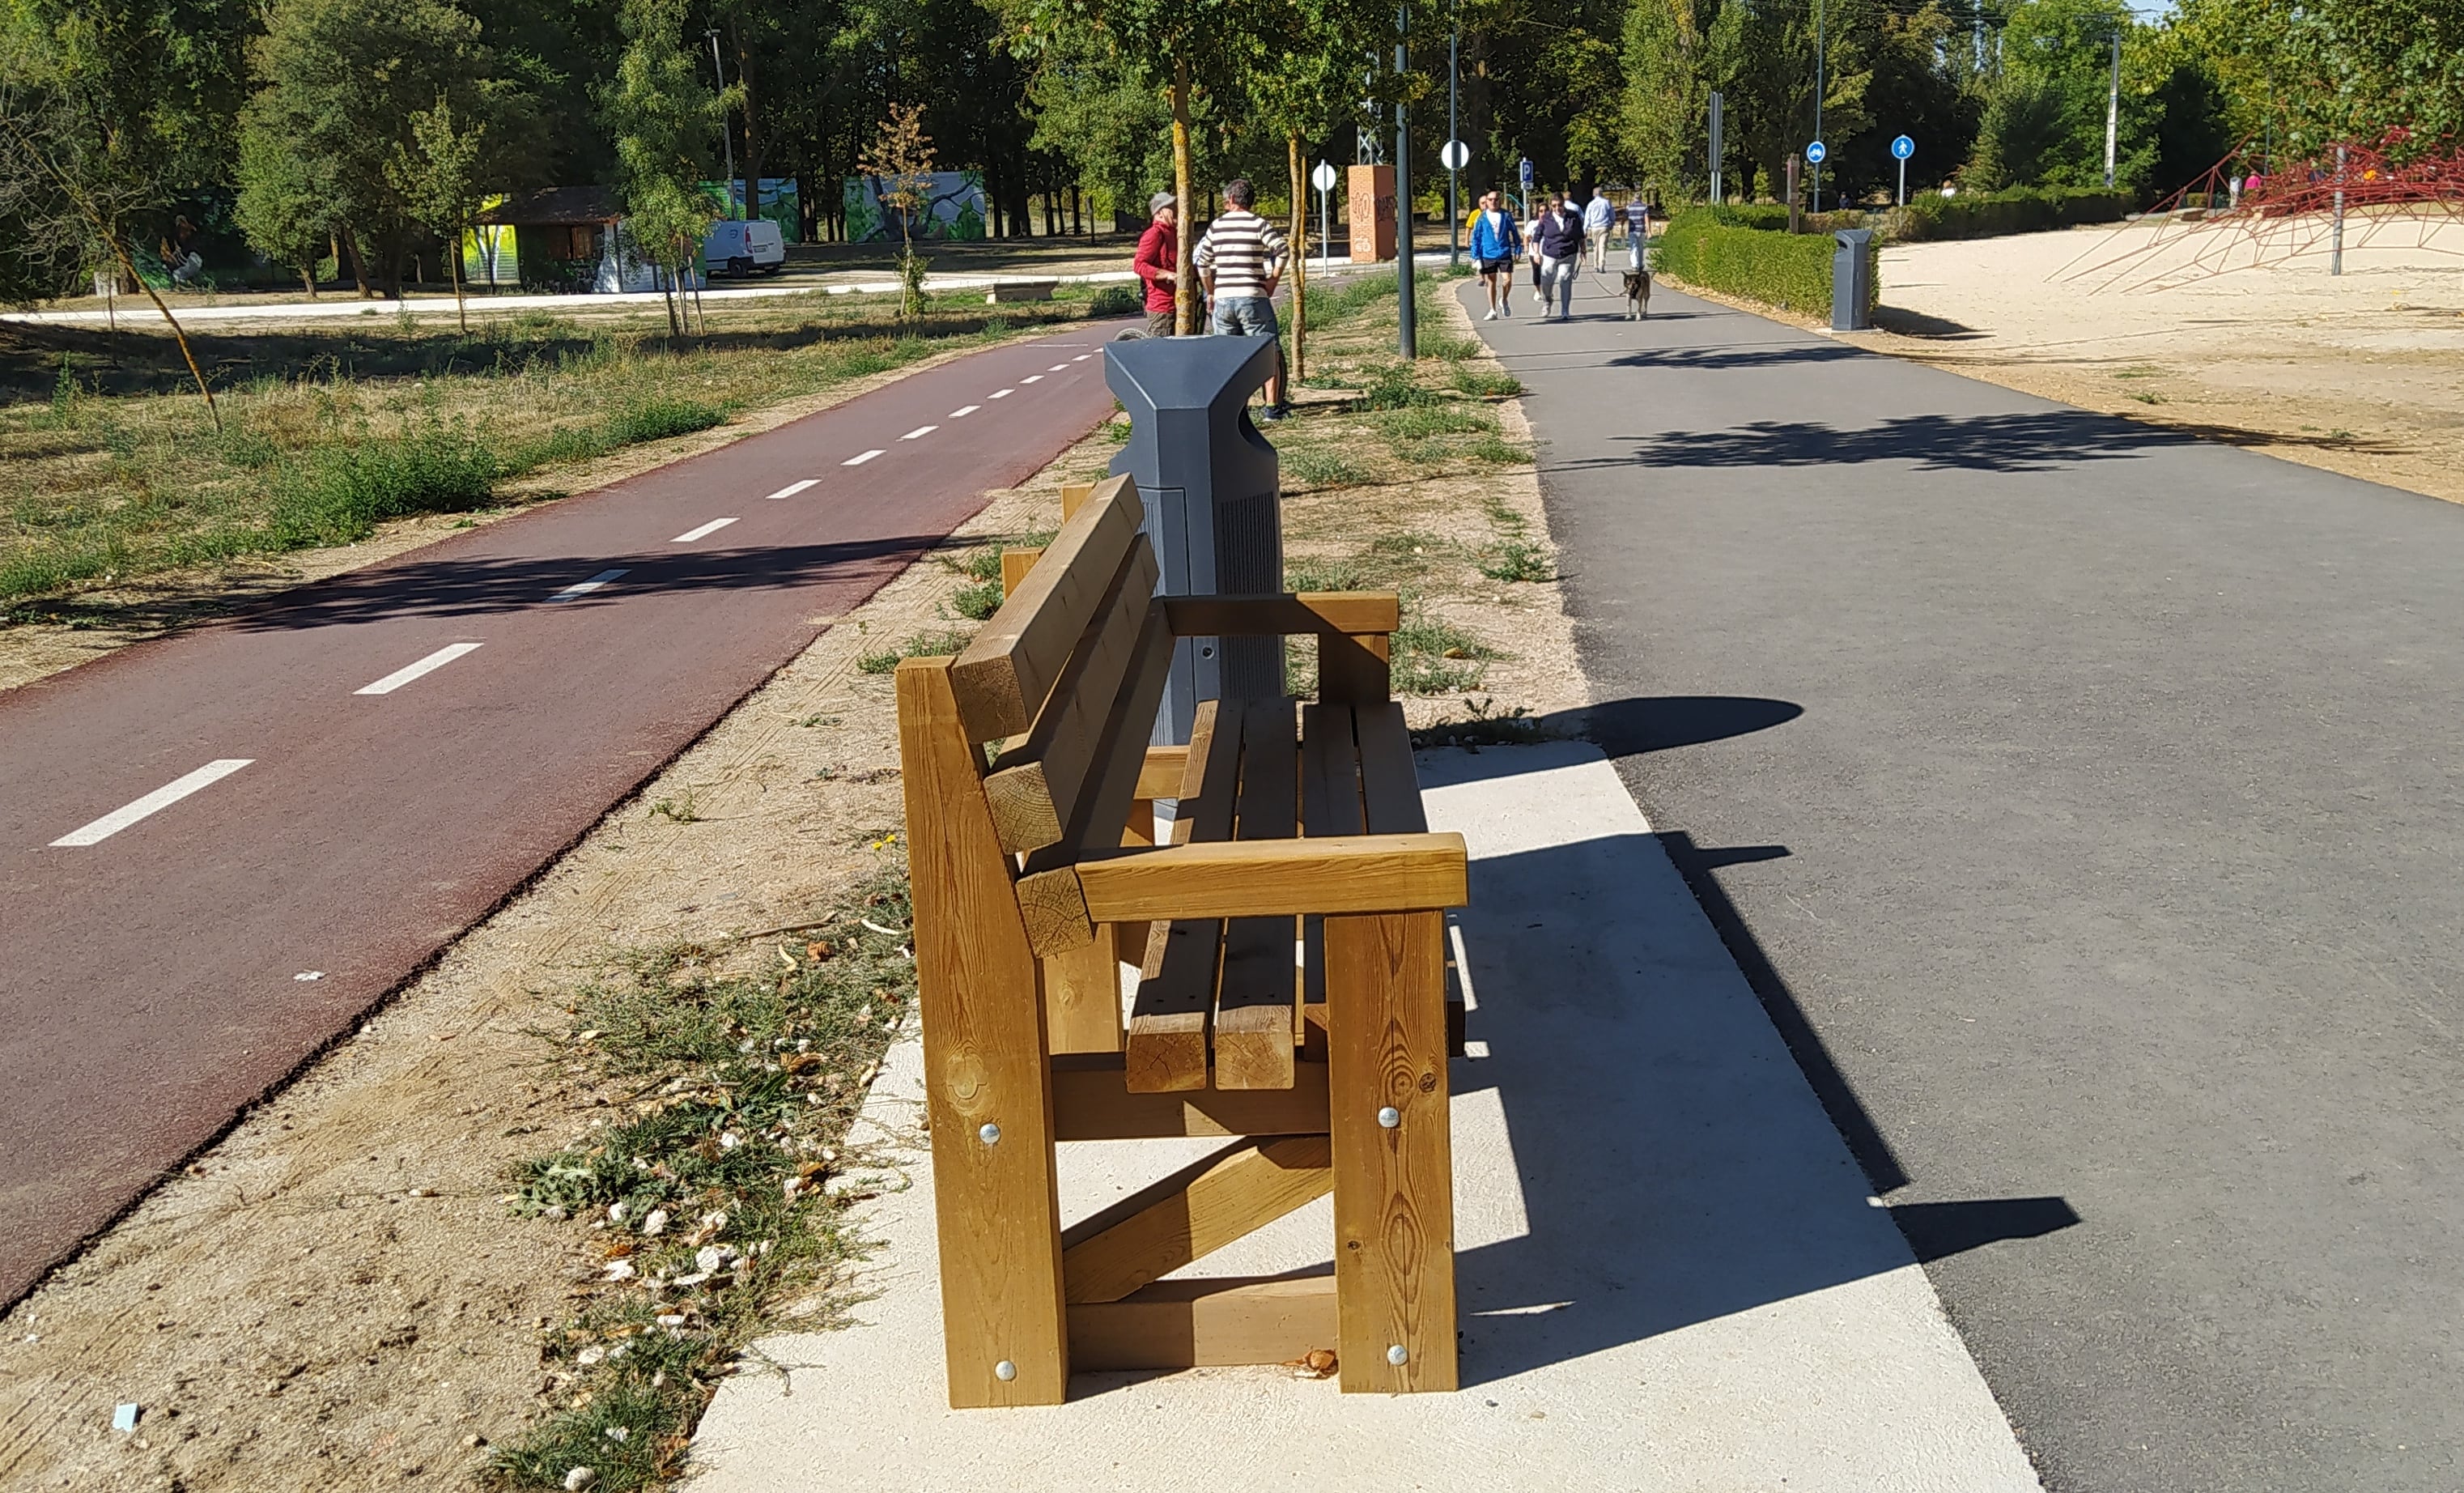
[1133,190,1179,336]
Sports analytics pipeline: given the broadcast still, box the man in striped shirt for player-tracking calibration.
[1194,177,1289,420]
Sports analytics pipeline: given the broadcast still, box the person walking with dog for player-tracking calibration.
[1532,192,1585,320]
[1193,177,1291,420]
[1582,187,1615,272]
[1468,189,1522,319]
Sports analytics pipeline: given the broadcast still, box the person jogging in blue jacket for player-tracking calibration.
[1468,190,1523,321]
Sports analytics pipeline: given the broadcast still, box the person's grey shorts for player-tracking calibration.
[1210,295,1280,338]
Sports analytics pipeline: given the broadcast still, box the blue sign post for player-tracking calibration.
[1518,155,1534,211]
[1805,139,1826,214]
[1891,134,1915,206]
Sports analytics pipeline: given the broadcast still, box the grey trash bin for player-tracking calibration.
[1831,228,1875,331]
[1104,333,1283,749]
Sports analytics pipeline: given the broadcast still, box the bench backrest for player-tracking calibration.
[948,475,1175,863]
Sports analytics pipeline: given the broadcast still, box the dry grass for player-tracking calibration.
[1,287,1121,605]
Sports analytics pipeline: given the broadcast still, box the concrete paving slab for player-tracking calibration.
[686,742,2041,1491]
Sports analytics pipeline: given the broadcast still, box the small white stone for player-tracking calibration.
[641,1209,668,1236]
[601,1260,635,1282]
[695,1245,724,1274]
[575,1346,606,1367]
[563,1468,597,1491]
[607,1202,627,1223]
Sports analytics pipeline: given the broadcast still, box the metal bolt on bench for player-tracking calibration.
[892,474,1468,1405]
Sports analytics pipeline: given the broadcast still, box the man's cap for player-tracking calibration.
[1150,190,1177,215]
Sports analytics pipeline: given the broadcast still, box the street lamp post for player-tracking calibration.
[1396,0,1416,359]
[706,29,737,219]
[2102,28,2121,189]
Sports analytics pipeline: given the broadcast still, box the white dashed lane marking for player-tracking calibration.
[949,405,979,418]
[762,479,818,500]
[1047,364,1069,371]
[672,517,740,543]
[843,449,884,466]
[50,759,254,847]
[901,426,937,440]
[355,642,483,696]
[990,389,1014,399]
[548,568,630,602]
[1022,376,1043,384]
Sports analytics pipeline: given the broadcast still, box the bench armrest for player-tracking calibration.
[1161,593,1399,639]
[1016,833,1466,953]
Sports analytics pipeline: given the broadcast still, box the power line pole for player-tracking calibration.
[2103,28,2121,189]
[1396,0,1416,359]
[1447,4,1460,269]
[706,28,736,219]
[1811,0,1825,214]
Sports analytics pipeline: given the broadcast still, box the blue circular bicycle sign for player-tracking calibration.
[1805,140,1828,164]
[1891,134,1915,160]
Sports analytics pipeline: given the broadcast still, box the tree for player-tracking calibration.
[0,0,244,419]
[861,101,937,321]
[233,125,332,296]
[993,0,1272,332]
[391,97,485,330]
[244,0,537,297]
[1245,0,1380,381]
[601,0,716,337]
[1621,0,1743,198]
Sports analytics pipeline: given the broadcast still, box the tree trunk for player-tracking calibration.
[449,226,467,333]
[1289,130,1306,385]
[341,223,372,297]
[108,231,219,430]
[1171,61,1196,335]
[301,263,316,298]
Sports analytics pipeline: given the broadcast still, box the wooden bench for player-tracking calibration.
[894,473,1468,1406]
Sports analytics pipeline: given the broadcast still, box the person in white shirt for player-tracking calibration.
[1582,189,1615,272]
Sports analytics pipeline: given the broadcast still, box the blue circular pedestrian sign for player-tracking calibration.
[1805,140,1828,165]
[1891,134,1915,160]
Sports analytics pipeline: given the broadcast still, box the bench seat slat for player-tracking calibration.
[1214,698,1301,1091]
[1353,702,1429,835]
[950,474,1144,740]
[1124,699,1241,1093]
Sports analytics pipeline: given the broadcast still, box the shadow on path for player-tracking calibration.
[1550,408,2203,476]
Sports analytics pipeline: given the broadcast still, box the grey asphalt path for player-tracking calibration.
[1459,268,2464,1492]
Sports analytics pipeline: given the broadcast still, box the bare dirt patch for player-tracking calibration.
[1841,216,2464,504]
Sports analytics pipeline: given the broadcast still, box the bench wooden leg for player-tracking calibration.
[1323,909,1457,1393]
[898,658,1069,1407]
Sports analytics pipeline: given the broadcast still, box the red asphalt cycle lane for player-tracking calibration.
[0,322,1125,1303]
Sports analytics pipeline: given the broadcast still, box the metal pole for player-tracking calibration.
[1396,0,1416,359]
[2103,28,2120,190]
[2332,143,2346,275]
[1812,0,1825,214]
[1897,155,1905,206]
[1447,13,1460,268]
[707,30,736,218]
[1709,91,1723,204]
[1319,181,1331,269]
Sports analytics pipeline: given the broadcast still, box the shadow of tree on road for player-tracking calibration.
[214,534,943,633]
[1553,409,2207,476]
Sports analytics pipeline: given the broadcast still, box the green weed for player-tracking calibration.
[857,627,974,674]
[607,398,727,444]
[1477,541,1555,584]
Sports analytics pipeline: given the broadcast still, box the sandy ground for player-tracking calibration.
[1842,212,2464,504]
[0,290,1580,1490]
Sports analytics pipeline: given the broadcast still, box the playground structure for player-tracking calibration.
[2055,133,2464,293]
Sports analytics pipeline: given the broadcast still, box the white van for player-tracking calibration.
[703,219,786,277]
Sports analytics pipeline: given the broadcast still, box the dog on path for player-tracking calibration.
[1621,268,1652,320]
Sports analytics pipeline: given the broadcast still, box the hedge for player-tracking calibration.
[1656,210,1875,321]
[1871,186,2135,242]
